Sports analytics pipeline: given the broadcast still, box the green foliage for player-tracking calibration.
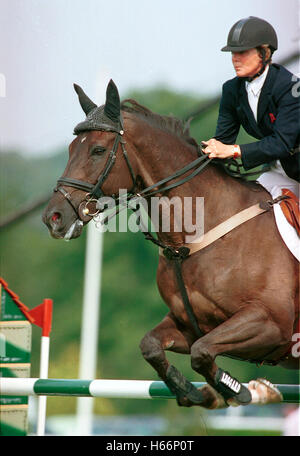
[0,86,298,433]
[125,85,204,119]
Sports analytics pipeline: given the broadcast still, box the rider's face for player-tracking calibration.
[231,48,263,78]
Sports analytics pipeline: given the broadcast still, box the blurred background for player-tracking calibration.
[0,0,299,436]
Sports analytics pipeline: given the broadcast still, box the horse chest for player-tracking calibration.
[168,290,227,332]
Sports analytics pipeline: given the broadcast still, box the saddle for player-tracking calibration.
[280,188,300,236]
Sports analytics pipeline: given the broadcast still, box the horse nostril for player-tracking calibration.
[51,212,61,222]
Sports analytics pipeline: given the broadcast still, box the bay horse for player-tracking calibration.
[43,80,299,409]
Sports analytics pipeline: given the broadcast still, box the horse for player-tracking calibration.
[43,80,299,409]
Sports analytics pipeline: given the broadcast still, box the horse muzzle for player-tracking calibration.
[42,206,84,240]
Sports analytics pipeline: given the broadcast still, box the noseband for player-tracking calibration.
[54,116,137,220]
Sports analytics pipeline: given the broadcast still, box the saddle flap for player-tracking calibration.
[280,189,300,236]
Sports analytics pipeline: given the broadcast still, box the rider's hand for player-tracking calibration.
[202,139,241,159]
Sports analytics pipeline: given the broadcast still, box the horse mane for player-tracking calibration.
[121,99,262,190]
[121,99,199,149]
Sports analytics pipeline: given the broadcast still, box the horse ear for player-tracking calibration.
[104,79,121,121]
[73,83,97,115]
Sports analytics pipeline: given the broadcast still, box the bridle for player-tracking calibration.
[54,114,212,222]
[54,115,137,220]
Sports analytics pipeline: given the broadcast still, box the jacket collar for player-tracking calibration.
[245,65,269,98]
[256,64,278,123]
[238,64,278,133]
[239,79,262,137]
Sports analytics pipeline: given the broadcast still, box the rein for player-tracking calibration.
[135,153,211,198]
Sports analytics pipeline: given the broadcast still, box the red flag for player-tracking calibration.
[28,299,53,337]
[0,278,53,335]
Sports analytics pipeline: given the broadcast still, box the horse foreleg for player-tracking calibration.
[190,305,286,406]
[139,313,218,407]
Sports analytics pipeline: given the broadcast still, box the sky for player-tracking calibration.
[0,0,299,156]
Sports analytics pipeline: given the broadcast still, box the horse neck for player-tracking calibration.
[127,116,256,247]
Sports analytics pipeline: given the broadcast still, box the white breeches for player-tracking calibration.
[257,160,299,200]
[257,161,299,261]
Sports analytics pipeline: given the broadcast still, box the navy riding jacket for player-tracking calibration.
[214,63,300,182]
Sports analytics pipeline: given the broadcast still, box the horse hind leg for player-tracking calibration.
[247,378,284,405]
[190,305,288,406]
[139,313,220,408]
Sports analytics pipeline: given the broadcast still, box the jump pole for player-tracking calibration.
[1,378,299,404]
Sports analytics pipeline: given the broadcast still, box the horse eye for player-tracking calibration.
[91,146,106,155]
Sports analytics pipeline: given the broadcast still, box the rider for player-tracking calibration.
[202,16,300,202]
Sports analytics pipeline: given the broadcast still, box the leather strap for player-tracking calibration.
[172,253,204,338]
[56,177,94,194]
[158,199,285,257]
[186,202,270,255]
[137,153,211,199]
[54,186,79,214]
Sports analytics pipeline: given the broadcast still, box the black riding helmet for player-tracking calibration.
[222,17,278,81]
[221,16,278,53]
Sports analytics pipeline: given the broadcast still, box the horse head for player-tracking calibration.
[42,80,138,239]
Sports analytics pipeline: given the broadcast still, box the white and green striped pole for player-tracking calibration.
[1,378,299,403]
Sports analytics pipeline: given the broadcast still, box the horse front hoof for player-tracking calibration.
[199,384,228,409]
[165,365,205,407]
[176,385,228,409]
